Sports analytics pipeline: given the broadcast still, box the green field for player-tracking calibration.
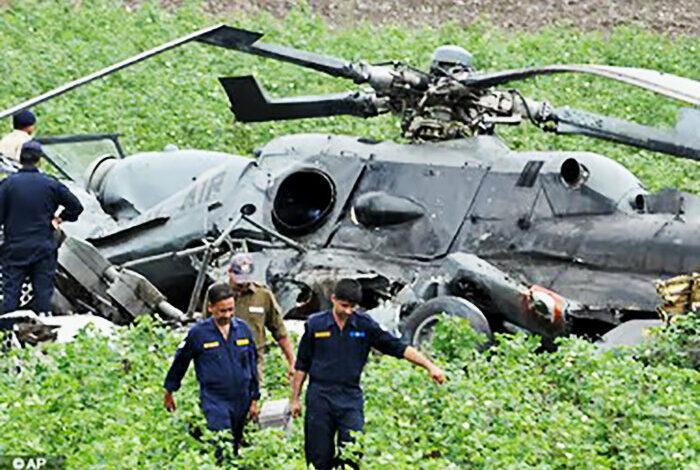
[0,315,697,469]
[1,0,698,192]
[1,1,699,468]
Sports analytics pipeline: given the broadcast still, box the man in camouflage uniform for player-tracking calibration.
[205,253,295,384]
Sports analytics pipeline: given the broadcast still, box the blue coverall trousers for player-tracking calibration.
[305,384,364,470]
[2,253,57,313]
[202,397,251,458]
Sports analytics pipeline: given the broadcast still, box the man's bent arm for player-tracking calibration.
[56,182,84,222]
[403,346,446,384]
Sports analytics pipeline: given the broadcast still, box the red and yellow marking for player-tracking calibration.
[529,285,565,323]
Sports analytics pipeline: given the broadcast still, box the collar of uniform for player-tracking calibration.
[233,281,257,296]
[320,310,335,329]
[18,166,38,173]
[347,313,359,329]
[205,316,239,331]
[322,309,359,329]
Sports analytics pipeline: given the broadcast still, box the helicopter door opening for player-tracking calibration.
[272,169,336,236]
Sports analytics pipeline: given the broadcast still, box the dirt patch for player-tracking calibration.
[191,0,699,36]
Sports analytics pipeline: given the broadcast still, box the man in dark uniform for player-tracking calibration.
[0,141,83,313]
[291,279,446,470]
[164,283,260,456]
[203,253,295,384]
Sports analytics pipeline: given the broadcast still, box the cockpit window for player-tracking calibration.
[37,134,124,183]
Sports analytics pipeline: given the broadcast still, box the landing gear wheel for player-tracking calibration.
[402,296,492,350]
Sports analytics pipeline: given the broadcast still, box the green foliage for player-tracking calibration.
[638,312,700,369]
[430,313,488,362]
[0,2,699,467]
[1,315,697,469]
[0,0,698,192]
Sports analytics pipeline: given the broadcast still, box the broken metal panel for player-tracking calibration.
[57,237,183,323]
[93,158,249,260]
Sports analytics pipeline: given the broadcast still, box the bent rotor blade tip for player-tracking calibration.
[196,25,263,50]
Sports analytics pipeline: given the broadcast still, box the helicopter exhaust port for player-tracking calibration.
[560,157,589,188]
[272,169,336,236]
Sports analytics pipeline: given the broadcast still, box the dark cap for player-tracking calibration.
[334,278,362,304]
[229,253,254,283]
[20,140,46,165]
[13,110,36,130]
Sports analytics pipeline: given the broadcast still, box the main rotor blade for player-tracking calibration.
[546,106,700,161]
[0,24,228,120]
[218,76,379,121]
[462,65,700,106]
[198,26,364,82]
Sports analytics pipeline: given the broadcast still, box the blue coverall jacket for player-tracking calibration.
[164,317,260,434]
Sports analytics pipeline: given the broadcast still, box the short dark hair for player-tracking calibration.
[334,278,362,304]
[208,283,233,305]
[19,147,42,166]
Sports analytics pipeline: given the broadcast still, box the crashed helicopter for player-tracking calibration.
[0,24,698,347]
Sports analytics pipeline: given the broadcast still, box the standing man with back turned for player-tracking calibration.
[0,110,37,161]
[291,278,446,470]
[0,141,83,313]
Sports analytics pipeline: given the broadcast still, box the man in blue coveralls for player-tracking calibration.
[164,283,260,457]
[291,279,446,469]
[0,141,83,313]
